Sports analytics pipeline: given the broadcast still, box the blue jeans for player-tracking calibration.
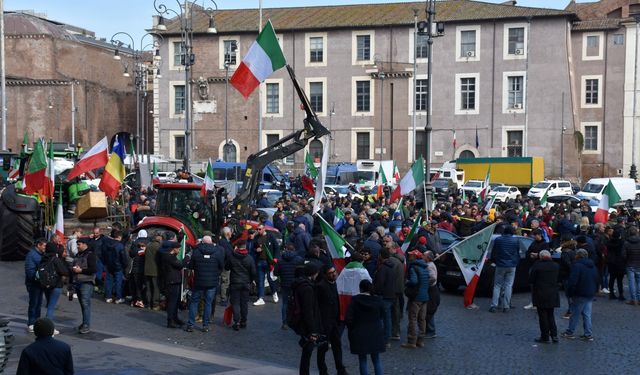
[358,353,382,375]
[76,282,93,327]
[26,283,44,326]
[188,287,216,327]
[491,267,516,308]
[256,260,277,299]
[44,287,62,320]
[626,267,640,301]
[104,271,124,300]
[280,287,290,324]
[381,298,394,344]
[95,258,104,286]
[567,296,593,337]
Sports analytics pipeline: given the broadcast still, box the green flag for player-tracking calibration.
[305,152,318,179]
[23,139,48,195]
[378,165,387,185]
[177,228,187,262]
[401,210,422,252]
[319,214,348,258]
[394,197,404,220]
[540,187,549,206]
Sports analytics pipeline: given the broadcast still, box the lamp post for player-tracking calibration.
[154,0,218,172]
[631,15,640,181]
[223,41,235,162]
[111,31,163,165]
[422,0,436,216]
[379,71,386,161]
[329,102,335,161]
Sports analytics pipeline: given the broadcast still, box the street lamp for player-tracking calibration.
[379,70,386,162]
[223,41,235,162]
[329,102,335,160]
[154,0,218,173]
[110,31,163,166]
[631,15,640,181]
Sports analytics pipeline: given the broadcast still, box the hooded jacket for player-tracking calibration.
[295,276,321,336]
[567,258,599,298]
[373,257,402,298]
[345,293,386,355]
[622,235,640,268]
[189,242,225,289]
[226,248,257,287]
[274,251,303,289]
[406,259,430,302]
[491,233,520,268]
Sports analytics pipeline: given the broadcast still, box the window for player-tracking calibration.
[309,82,323,113]
[356,132,370,160]
[459,150,475,159]
[507,76,523,109]
[508,27,525,55]
[461,30,476,57]
[356,80,371,112]
[582,32,604,60]
[356,35,371,61]
[309,37,323,63]
[266,134,279,147]
[585,79,599,105]
[415,79,428,112]
[309,140,323,161]
[581,122,601,153]
[460,78,476,110]
[416,34,428,59]
[506,130,523,157]
[174,135,185,160]
[173,41,185,67]
[613,34,624,45]
[415,131,427,161]
[223,143,236,162]
[174,85,185,114]
[586,35,599,57]
[223,40,238,65]
[266,83,279,114]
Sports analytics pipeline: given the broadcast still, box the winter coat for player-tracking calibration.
[295,277,321,336]
[129,238,148,275]
[274,251,303,289]
[525,239,550,266]
[226,249,257,287]
[90,235,105,259]
[559,241,577,281]
[567,258,599,298]
[363,239,382,260]
[16,336,74,375]
[491,234,520,268]
[40,252,69,289]
[144,239,161,277]
[101,237,128,273]
[390,252,406,294]
[316,278,341,331]
[529,259,560,308]
[406,259,431,302]
[373,257,401,299]
[160,251,185,286]
[345,293,386,355]
[606,237,626,271]
[24,248,43,285]
[73,249,96,284]
[304,251,333,271]
[254,232,280,261]
[291,227,311,258]
[189,243,225,289]
[622,235,640,269]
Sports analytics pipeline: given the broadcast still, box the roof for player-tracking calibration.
[565,0,628,21]
[4,11,76,40]
[572,18,622,31]
[160,0,573,35]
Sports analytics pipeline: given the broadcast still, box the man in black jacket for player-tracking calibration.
[274,244,303,329]
[72,238,96,334]
[316,265,348,375]
[186,236,225,332]
[225,240,257,331]
[17,318,73,375]
[373,247,403,347]
[161,242,187,328]
[297,262,322,375]
[529,250,560,343]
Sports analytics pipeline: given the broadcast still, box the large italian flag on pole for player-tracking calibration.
[478,165,491,203]
[401,211,422,252]
[55,190,65,243]
[23,139,47,195]
[317,213,350,273]
[593,180,620,223]
[390,157,425,203]
[230,20,286,98]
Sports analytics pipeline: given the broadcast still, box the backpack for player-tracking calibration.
[404,266,419,300]
[286,279,303,334]
[36,257,59,289]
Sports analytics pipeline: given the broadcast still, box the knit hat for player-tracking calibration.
[418,236,427,245]
[137,229,148,238]
[33,318,55,338]
[303,262,320,277]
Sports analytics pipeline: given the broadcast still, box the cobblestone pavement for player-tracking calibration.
[2,260,639,374]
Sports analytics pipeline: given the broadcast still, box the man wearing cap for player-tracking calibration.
[17,318,73,375]
[72,237,96,334]
[562,249,599,341]
[529,250,560,343]
[24,238,47,332]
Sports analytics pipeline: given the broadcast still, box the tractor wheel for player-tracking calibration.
[0,202,36,261]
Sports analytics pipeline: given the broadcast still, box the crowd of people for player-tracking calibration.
[21,182,640,375]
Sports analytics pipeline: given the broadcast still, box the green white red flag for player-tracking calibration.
[205,159,215,191]
[230,20,286,98]
[539,187,549,206]
[393,161,400,182]
[23,139,48,195]
[401,211,422,252]
[593,180,621,223]
[318,213,348,273]
[8,158,20,180]
[152,161,160,185]
[55,190,64,243]
[305,152,318,179]
[478,166,491,202]
[42,141,55,200]
[390,157,425,202]
[336,260,372,320]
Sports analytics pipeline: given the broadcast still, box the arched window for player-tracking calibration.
[459,150,475,159]
[223,143,237,162]
[309,140,323,162]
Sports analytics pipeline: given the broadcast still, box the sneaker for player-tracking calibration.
[134,301,145,308]
[73,293,78,299]
[534,337,550,344]
[523,303,535,310]
[272,292,279,303]
[561,331,575,339]
[115,298,125,304]
[551,336,559,343]
[416,341,425,348]
[203,326,210,333]
[580,335,594,342]
[53,329,60,336]
[602,288,610,294]
[466,303,479,310]
[390,335,401,341]
[232,323,240,331]
[185,325,194,332]
[400,343,416,349]
[253,298,265,306]
[281,324,289,330]
[105,298,113,303]
[562,312,571,319]
[239,322,247,329]
[488,306,496,313]
[79,325,91,334]
[27,325,34,333]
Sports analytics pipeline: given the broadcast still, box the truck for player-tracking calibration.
[453,157,544,190]
[577,177,637,204]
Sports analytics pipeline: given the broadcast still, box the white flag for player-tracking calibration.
[313,136,329,214]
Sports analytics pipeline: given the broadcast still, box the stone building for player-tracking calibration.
[2,11,138,152]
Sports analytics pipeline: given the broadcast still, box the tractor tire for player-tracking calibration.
[0,202,36,261]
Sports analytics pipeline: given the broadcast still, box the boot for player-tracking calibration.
[401,342,416,349]
[609,293,617,300]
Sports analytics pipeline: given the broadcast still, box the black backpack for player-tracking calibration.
[36,257,59,289]
[286,279,303,334]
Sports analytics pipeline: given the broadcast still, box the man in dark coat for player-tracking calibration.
[274,244,303,329]
[225,240,257,330]
[161,241,187,328]
[401,250,430,349]
[562,249,599,341]
[102,229,128,304]
[373,247,403,347]
[346,279,385,374]
[144,232,163,310]
[17,318,73,375]
[489,226,520,313]
[186,236,225,332]
[72,238,96,334]
[316,265,348,375]
[529,250,560,343]
[296,263,323,375]
[24,238,47,331]
[622,225,640,305]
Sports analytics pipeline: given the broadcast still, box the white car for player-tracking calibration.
[462,180,485,196]
[488,185,521,202]
[527,180,573,199]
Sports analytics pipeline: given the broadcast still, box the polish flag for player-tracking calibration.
[66,137,109,181]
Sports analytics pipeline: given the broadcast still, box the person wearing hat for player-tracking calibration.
[401,250,430,349]
[225,240,257,331]
[72,237,96,334]
[529,250,560,343]
[161,241,189,328]
[17,318,73,375]
[129,230,149,308]
[558,234,578,319]
[295,262,323,375]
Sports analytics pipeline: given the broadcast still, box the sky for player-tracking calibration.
[5,0,579,47]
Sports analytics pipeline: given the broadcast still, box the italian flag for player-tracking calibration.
[452,130,457,148]
[393,161,401,182]
[336,261,372,320]
[539,187,549,207]
[177,228,187,262]
[230,20,286,98]
[318,213,348,273]
[23,139,47,195]
[376,164,387,199]
[8,158,20,180]
[55,191,65,243]
[393,197,404,220]
[305,152,318,179]
[390,157,424,203]
[204,158,215,191]
[333,207,345,231]
[478,166,491,202]
[401,211,422,252]
[42,142,55,200]
[152,161,160,185]
[593,180,620,223]
[66,137,109,181]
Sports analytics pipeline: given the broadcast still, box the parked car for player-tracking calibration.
[462,180,485,197]
[488,185,521,202]
[324,185,364,200]
[433,178,458,199]
[436,233,561,295]
[544,194,583,208]
[527,180,573,199]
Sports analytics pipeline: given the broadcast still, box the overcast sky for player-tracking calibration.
[5,0,578,47]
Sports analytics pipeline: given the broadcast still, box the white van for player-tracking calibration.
[527,180,573,199]
[577,177,636,203]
